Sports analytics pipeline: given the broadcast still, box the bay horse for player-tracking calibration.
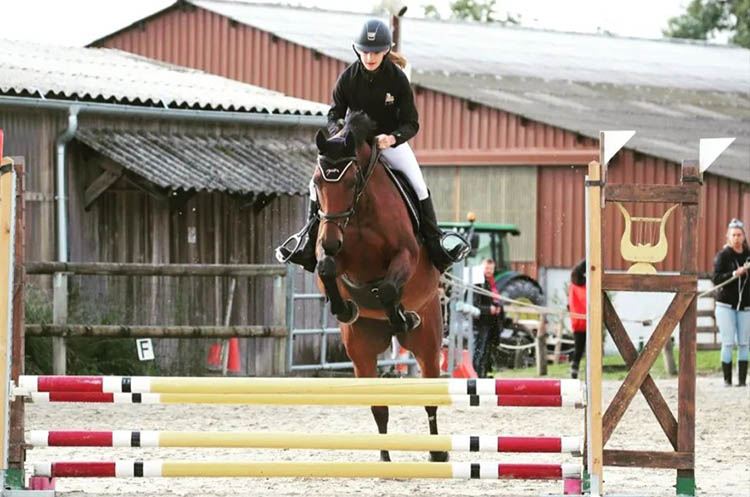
[312,111,447,463]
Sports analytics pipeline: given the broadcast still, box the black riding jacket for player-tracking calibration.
[712,246,750,309]
[327,58,419,147]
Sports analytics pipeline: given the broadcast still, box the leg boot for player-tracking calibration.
[738,360,747,387]
[722,361,732,387]
[419,194,469,273]
[275,200,319,273]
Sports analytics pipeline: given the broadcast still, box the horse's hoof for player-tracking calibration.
[380,450,392,462]
[338,300,359,324]
[405,311,421,330]
[429,451,449,463]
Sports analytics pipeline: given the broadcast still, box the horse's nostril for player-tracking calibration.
[322,237,342,256]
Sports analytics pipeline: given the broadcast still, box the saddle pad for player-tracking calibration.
[381,164,420,233]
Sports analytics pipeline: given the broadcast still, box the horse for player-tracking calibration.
[312,111,447,463]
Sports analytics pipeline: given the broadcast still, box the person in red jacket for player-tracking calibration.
[568,259,587,379]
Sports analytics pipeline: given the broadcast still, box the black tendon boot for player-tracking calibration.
[275,200,319,273]
[419,194,469,273]
[722,361,732,387]
[738,360,747,387]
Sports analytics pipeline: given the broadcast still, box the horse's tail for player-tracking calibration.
[388,51,408,69]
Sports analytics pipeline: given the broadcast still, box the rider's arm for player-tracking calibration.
[390,70,419,147]
[327,71,349,136]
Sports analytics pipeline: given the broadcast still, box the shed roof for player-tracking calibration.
[151,1,747,183]
[0,38,328,115]
[75,128,316,195]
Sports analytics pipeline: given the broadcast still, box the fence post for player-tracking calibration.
[52,273,67,374]
[272,271,287,375]
[535,319,547,376]
[285,265,295,373]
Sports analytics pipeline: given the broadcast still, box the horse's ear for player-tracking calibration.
[315,129,327,153]
[344,130,356,153]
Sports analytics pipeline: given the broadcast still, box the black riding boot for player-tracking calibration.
[738,360,747,387]
[275,200,319,273]
[419,194,469,273]
[722,361,732,387]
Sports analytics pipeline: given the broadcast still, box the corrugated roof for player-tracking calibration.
[190,1,749,92]
[183,1,749,183]
[0,38,328,115]
[75,128,316,195]
[417,72,750,183]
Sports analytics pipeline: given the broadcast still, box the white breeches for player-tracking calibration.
[309,142,429,201]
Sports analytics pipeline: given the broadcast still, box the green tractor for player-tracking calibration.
[440,216,545,316]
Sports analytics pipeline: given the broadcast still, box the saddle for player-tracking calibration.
[380,159,421,233]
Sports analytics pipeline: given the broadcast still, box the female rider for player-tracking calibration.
[276,19,468,273]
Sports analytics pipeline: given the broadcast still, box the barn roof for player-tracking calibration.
[0,38,328,115]
[108,1,748,183]
[75,128,316,195]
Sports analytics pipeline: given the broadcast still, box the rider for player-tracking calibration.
[276,18,469,273]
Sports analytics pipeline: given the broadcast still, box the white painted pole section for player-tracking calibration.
[27,431,49,447]
[561,437,582,455]
[562,463,582,478]
[143,461,164,477]
[101,376,122,393]
[33,463,52,477]
[115,460,136,477]
[112,431,132,447]
[30,392,49,403]
[452,462,471,478]
[17,375,36,392]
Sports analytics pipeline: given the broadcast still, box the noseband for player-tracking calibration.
[316,144,380,235]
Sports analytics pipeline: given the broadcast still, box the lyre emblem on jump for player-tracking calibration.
[616,202,678,274]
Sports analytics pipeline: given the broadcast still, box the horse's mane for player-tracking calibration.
[343,111,376,148]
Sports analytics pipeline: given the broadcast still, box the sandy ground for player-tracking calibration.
[23,375,749,497]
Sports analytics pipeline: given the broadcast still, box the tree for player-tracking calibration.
[663,0,750,48]
[422,0,519,25]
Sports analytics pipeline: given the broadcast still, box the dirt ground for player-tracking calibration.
[23,375,749,497]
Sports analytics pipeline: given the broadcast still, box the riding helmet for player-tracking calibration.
[353,19,392,53]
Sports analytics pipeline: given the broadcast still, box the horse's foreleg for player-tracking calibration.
[371,405,391,462]
[373,250,419,333]
[317,256,358,323]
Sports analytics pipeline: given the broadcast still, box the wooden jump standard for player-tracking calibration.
[32,461,582,480]
[28,431,582,454]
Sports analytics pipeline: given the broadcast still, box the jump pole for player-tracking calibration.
[25,392,583,408]
[32,460,582,480]
[17,376,581,396]
[27,431,583,454]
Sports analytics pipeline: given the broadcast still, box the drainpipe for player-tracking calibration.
[51,106,78,374]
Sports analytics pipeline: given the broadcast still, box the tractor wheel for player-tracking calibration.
[500,278,544,321]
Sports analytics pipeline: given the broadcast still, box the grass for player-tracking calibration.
[496,349,725,381]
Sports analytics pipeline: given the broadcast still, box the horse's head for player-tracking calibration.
[313,111,376,257]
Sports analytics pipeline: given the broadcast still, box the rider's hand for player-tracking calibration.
[375,134,396,149]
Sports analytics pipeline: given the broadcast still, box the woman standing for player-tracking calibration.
[712,218,750,387]
[568,259,587,379]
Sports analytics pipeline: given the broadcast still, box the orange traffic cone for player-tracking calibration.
[226,337,241,373]
[452,350,478,378]
[207,343,222,370]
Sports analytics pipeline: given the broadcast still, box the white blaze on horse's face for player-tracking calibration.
[357,48,388,72]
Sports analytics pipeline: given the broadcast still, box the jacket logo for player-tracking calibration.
[384,92,395,105]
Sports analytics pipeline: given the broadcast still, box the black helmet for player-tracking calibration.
[353,19,392,53]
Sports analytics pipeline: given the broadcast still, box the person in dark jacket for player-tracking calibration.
[712,218,750,387]
[472,258,504,377]
[568,258,587,379]
[276,19,468,273]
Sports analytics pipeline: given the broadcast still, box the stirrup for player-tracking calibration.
[275,233,304,263]
[440,232,470,262]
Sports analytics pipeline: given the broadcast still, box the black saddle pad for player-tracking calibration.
[382,166,421,233]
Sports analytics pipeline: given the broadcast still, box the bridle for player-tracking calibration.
[316,142,380,236]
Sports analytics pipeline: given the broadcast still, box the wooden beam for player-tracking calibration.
[602,273,696,293]
[603,292,694,445]
[603,450,694,469]
[416,148,599,166]
[603,294,678,449]
[24,262,286,277]
[84,169,122,210]
[25,325,287,339]
[604,184,699,204]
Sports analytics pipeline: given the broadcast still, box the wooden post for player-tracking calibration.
[8,159,25,487]
[272,274,287,375]
[676,161,698,496]
[535,319,547,376]
[52,273,68,374]
[0,154,16,488]
[586,160,604,495]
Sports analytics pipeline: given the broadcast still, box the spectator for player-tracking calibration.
[712,218,750,387]
[472,258,503,377]
[568,258,587,379]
